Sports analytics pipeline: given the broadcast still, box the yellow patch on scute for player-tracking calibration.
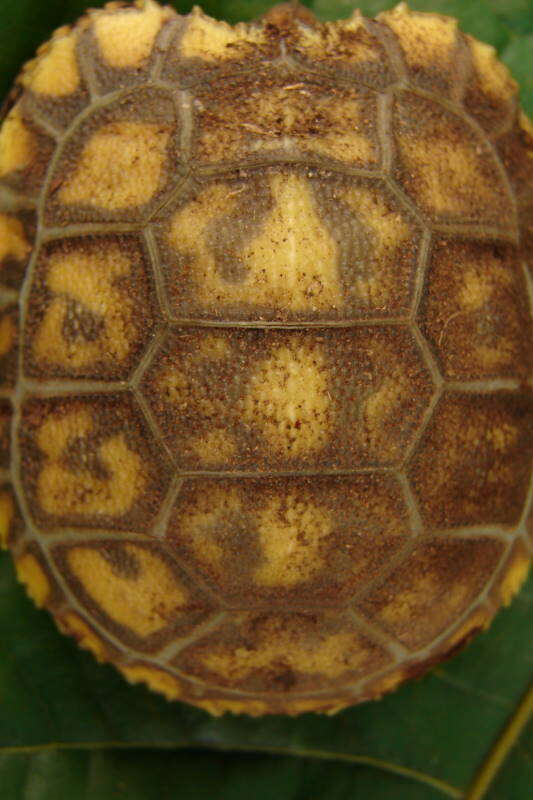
[191,429,237,465]
[32,246,134,371]
[16,553,51,607]
[0,215,31,263]
[36,408,145,518]
[67,544,188,637]
[295,11,380,66]
[57,612,107,661]
[340,186,410,307]
[398,135,511,219]
[0,108,34,176]
[467,36,517,104]
[120,663,182,699]
[94,0,170,68]
[169,174,342,314]
[197,334,231,360]
[242,340,332,458]
[58,122,171,210]
[254,494,332,586]
[361,368,410,452]
[379,5,457,73]
[0,491,14,549]
[180,10,264,61]
[195,698,268,717]
[23,32,79,96]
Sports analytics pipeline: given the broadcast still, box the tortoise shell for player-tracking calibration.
[0,0,531,716]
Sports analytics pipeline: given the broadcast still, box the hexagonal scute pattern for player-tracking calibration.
[165,474,412,608]
[3,2,531,714]
[154,170,423,323]
[18,393,172,532]
[141,325,434,471]
[23,235,158,381]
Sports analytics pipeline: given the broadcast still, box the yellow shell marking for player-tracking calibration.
[32,246,134,371]
[180,11,264,60]
[361,368,411,457]
[398,134,511,218]
[16,553,51,607]
[242,340,332,458]
[340,186,410,307]
[499,549,530,606]
[195,698,268,717]
[467,36,517,104]
[36,408,145,518]
[120,664,182,699]
[0,491,14,549]
[169,174,342,313]
[0,215,31,263]
[58,613,107,661]
[379,5,457,73]
[254,494,333,587]
[23,32,79,96]
[295,12,380,66]
[94,0,170,68]
[202,629,370,681]
[67,544,188,637]
[0,108,34,176]
[59,122,171,210]
[191,429,237,465]
[0,314,16,358]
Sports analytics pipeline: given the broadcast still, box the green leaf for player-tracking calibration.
[1,553,531,798]
[1,1,532,798]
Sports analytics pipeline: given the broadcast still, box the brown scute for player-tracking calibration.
[19,393,172,532]
[0,0,531,716]
[141,325,434,471]
[174,610,391,694]
[358,537,504,650]
[461,33,518,135]
[44,87,179,224]
[419,240,532,380]
[286,13,394,90]
[166,474,411,608]
[378,4,462,96]
[159,169,421,322]
[24,235,156,381]
[0,306,18,389]
[190,71,379,167]
[392,91,515,229]
[53,538,214,652]
[409,391,533,530]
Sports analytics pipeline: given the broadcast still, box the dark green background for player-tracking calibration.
[0,2,531,798]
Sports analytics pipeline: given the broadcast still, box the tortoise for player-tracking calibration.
[0,0,531,717]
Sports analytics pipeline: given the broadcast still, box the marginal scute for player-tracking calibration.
[119,663,182,699]
[57,612,108,662]
[58,122,172,210]
[0,490,15,549]
[379,4,458,91]
[494,541,531,606]
[0,306,18,388]
[0,106,34,176]
[15,552,52,607]
[22,30,80,96]
[179,9,265,62]
[93,0,172,68]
